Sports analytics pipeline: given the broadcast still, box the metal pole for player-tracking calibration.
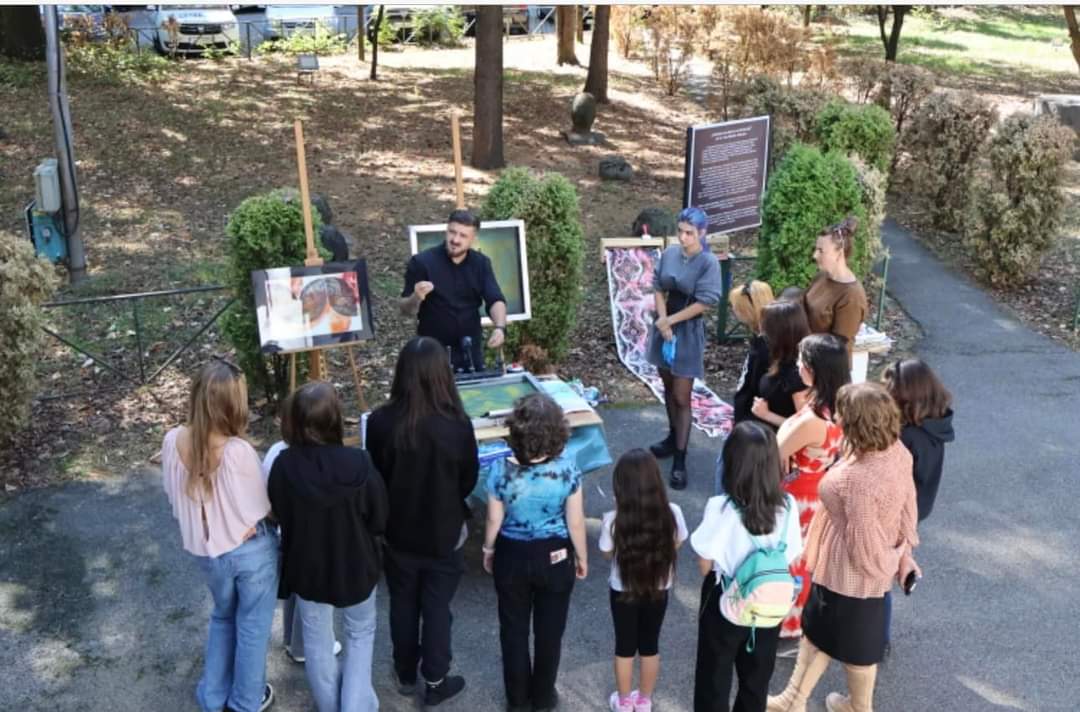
[44,6,87,284]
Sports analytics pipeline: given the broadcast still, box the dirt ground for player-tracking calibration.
[2,32,1044,493]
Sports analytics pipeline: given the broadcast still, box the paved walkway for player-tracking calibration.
[1,219,1077,711]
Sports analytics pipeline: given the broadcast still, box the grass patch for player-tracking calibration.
[832,6,1077,77]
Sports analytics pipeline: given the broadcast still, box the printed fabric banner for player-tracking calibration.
[605,246,733,438]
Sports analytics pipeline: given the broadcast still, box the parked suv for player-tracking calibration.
[151,5,239,55]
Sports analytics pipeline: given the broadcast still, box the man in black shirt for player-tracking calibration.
[400,209,508,371]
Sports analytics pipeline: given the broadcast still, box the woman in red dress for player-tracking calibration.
[776,334,850,638]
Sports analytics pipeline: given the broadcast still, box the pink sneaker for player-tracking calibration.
[609,691,634,712]
[631,690,652,712]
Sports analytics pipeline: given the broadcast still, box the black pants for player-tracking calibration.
[383,546,465,683]
[693,572,781,712]
[492,536,576,709]
[610,588,669,657]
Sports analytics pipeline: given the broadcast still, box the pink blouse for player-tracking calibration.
[161,427,271,558]
[804,439,919,599]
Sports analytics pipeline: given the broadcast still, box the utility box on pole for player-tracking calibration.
[33,159,63,213]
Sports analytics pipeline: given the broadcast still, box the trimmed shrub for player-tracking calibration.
[849,154,887,263]
[963,114,1076,288]
[902,90,997,232]
[883,63,935,143]
[481,167,585,364]
[756,143,869,293]
[221,189,327,400]
[0,234,58,446]
[814,100,896,174]
[737,75,830,172]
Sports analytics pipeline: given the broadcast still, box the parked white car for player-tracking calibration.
[151,5,239,55]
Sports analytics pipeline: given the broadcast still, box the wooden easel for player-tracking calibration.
[288,119,369,411]
[450,110,508,372]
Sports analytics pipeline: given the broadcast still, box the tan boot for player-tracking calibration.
[766,638,831,712]
[825,664,878,712]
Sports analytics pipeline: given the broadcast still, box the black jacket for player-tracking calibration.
[732,335,770,425]
[900,409,955,521]
[268,445,388,607]
[366,402,479,559]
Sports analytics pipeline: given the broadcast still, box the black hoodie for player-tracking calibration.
[269,445,388,608]
[900,409,955,521]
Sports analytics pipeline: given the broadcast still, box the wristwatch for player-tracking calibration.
[493,325,506,333]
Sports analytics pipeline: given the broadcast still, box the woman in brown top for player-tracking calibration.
[767,382,920,712]
[803,217,868,362]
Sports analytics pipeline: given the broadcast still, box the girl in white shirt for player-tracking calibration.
[599,449,689,712]
[690,422,804,712]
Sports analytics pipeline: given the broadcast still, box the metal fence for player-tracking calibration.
[115,6,592,57]
[37,286,234,401]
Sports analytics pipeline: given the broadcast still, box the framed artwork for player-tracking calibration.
[252,259,375,354]
[408,219,531,325]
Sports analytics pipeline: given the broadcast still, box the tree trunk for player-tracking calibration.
[584,5,610,103]
[473,6,504,170]
[576,5,584,44]
[0,6,46,60]
[556,6,579,65]
[803,5,812,27]
[357,4,365,61]
[877,5,909,62]
[1066,6,1080,72]
[370,5,384,80]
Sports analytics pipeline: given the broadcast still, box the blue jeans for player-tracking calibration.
[297,588,379,712]
[195,521,280,712]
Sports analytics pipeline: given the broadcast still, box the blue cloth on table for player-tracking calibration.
[470,424,612,504]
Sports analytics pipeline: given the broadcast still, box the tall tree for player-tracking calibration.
[0,6,46,60]
[370,4,384,80]
[802,5,812,27]
[473,6,504,169]
[556,6,579,65]
[584,5,610,103]
[576,5,585,44]
[876,5,910,62]
[1066,6,1080,72]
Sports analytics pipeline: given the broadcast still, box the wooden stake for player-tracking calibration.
[346,345,369,412]
[294,119,322,267]
[309,349,324,382]
[289,352,297,394]
[451,111,465,209]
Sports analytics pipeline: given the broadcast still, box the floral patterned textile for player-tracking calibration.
[605,246,733,438]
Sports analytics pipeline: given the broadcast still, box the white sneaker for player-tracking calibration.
[285,640,342,664]
[631,690,651,712]
[609,691,634,712]
[259,683,275,711]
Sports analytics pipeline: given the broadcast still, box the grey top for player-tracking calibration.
[646,245,723,380]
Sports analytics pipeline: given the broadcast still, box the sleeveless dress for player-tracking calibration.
[780,406,843,638]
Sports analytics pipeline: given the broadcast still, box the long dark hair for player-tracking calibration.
[761,300,810,375]
[799,333,851,418]
[389,336,468,447]
[611,449,677,601]
[721,422,786,535]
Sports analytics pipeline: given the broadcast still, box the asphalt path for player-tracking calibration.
[1,219,1077,710]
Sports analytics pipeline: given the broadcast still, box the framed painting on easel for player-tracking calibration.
[252,259,375,354]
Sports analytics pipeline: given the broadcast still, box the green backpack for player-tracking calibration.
[719,501,797,652]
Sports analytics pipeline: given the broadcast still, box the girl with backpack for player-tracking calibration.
[690,421,803,712]
[598,449,689,712]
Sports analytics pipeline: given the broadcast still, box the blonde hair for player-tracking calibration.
[185,360,249,500]
[836,382,901,457]
[728,280,775,334]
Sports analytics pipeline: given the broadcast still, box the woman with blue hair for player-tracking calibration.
[646,207,723,490]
